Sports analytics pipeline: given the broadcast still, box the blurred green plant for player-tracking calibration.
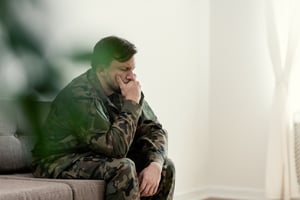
[0,0,93,98]
[0,0,61,147]
[0,0,61,99]
[0,0,90,146]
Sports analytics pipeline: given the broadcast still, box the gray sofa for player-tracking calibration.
[0,99,105,200]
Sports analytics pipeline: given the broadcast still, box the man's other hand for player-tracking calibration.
[138,162,162,197]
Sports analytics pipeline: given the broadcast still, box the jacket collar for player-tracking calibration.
[87,68,109,102]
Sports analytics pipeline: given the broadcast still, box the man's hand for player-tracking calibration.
[138,162,162,197]
[116,76,141,103]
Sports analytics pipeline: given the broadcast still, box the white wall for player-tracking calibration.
[26,0,210,197]
[207,0,274,198]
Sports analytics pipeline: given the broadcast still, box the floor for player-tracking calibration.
[205,198,234,200]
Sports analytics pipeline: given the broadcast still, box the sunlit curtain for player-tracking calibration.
[265,0,300,199]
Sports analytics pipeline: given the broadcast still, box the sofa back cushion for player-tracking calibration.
[0,100,51,173]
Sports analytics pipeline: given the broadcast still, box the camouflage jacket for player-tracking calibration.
[32,69,167,177]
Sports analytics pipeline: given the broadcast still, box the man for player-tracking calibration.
[31,36,175,200]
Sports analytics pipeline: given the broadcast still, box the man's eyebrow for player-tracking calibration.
[119,66,135,70]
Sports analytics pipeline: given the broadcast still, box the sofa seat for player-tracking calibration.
[0,174,105,200]
[0,177,72,200]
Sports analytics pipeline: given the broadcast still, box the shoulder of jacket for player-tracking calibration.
[57,71,95,100]
[141,99,158,121]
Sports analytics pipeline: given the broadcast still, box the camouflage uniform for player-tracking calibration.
[31,69,175,200]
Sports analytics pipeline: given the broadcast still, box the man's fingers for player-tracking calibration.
[139,174,158,197]
[140,184,151,197]
[147,184,156,196]
[116,76,125,88]
[138,162,161,197]
[139,173,145,191]
[140,184,157,197]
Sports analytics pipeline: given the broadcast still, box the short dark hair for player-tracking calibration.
[91,36,137,70]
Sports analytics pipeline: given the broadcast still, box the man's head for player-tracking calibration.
[92,36,138,95]
[91,36,137,70]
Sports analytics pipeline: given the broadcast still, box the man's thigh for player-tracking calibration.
[58,155,134,180]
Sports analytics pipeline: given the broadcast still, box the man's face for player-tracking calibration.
[100,56,136,94]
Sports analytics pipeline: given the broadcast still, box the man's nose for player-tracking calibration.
[126,71,136,80]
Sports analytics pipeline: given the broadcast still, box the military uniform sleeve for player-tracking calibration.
[134,101,168,166]
[72,96,142,158]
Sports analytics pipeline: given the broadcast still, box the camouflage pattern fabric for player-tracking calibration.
[31,69,175,199]
[33,154,175,200]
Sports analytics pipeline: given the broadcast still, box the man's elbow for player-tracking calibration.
[111,142,130,158]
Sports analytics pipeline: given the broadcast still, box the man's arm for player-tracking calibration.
[73,97,142,158]
[133,101,168,197]
[136,100,168,166]
[71,75,142,158]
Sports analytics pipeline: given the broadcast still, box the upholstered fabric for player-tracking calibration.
[0,178,73,200]
[0,135,30,172]
[0,174,106,200]
[0,101,26,172]
[0,100,50,173]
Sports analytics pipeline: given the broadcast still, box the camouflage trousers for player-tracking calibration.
[52,155,175,200]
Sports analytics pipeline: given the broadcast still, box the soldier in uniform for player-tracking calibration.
[31,36,175,200]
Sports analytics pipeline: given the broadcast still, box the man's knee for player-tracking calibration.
[161,158,176,189]
[164,158,175,178]
[107,158,137,177]
[118,158,136,173]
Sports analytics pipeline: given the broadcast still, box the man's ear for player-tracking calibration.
[96,67,105,77]
[96,65,106,75]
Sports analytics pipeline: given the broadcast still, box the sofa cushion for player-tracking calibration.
[0,100,51,173]
[0,178,73,200]
[0,174,105,200]
[0,134,31,173]
[0,101,26,172]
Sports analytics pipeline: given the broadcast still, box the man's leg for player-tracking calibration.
[141,158,176,200]
[58,155,140,200]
